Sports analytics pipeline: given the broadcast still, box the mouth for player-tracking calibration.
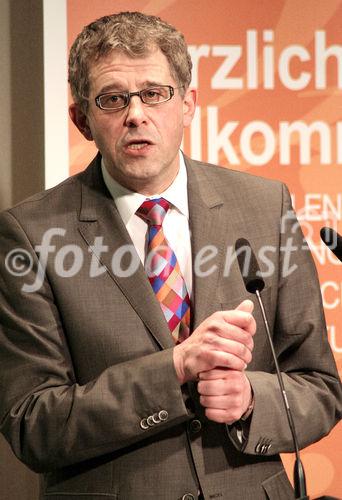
[123,139,154,156]
[125,139,153,150]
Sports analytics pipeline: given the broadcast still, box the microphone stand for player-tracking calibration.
[255,290,308,500]
[235,238,340,499]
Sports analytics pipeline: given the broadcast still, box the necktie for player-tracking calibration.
[136,198,190,343]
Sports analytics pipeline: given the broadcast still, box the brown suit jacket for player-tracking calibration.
[0,155,341,500]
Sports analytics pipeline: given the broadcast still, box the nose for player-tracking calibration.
[124,95,148,128]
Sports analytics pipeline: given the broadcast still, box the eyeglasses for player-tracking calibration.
[95,85,183,110]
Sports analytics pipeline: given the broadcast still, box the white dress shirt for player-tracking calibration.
[101,153,192,297]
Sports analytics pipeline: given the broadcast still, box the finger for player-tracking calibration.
[206,321,255,349]
[204,408,239,425]
[198,378,228,396]
[199,367,230,380]
[200,394,241,410]
[205,335,253,364]
[220,310,256,336]
[198,372,244,395]
[198,368,241,381]
[235,299,254,314]
[208,350,248,371]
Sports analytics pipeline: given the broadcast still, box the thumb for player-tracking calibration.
[235,299,254,313]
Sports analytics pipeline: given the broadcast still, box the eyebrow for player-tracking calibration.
[98,81,166,94]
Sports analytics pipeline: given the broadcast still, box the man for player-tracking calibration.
[0,11,341,500]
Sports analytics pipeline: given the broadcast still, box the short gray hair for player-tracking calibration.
[68,11,193,112]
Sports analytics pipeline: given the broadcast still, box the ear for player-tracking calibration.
[69,103,93,141]
[182,88,197,128]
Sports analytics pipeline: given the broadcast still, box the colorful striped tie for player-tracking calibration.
[136,198,190,344]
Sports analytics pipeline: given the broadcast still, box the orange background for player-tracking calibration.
[67,1,342,496]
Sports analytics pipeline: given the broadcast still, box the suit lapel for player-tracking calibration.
[186,157,251,329]
[77,156,174,350]
[185,157,227,329]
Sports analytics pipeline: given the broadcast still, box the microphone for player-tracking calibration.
[320,227,342,262]
[235,238,308,500]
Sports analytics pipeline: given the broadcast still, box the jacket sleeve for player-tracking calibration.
[227,183,342,455]
[0,210,190,473]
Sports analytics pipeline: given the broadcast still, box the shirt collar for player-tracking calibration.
[101,152,189,225]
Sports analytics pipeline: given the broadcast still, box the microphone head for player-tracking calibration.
[320,227,342,261]
[235,238,265,294]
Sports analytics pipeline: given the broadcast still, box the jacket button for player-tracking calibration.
[158,410,168,421]
[140,418,149,430]
[147,415,155,427]
[189,419,202,433]
[182,494,195,500]
[152,412,161,424]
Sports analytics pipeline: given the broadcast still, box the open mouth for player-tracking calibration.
[124,139,153,156]
[124,139,153,153]
[127,141,150,150]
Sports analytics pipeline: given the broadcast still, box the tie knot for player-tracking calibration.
[136,197,170,226]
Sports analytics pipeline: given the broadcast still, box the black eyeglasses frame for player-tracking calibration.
[94,85,184,110]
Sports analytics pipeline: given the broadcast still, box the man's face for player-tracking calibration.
[70,48,196,194]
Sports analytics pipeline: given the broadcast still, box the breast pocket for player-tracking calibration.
[262,469,294,499]
[43,457,115,500]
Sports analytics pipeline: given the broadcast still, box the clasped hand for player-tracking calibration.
[173,300,256,424]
